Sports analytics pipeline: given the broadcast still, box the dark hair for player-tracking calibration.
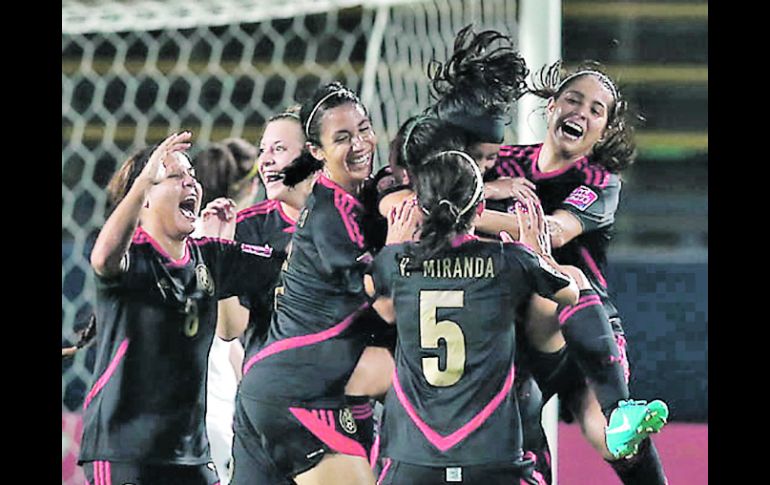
[408,150,484,267]
[300,82,369,147]
[281,150,324,187]
[529,60,640,172]
[395,115,472,173]
[106,145,158,210]
[427,24,529,143]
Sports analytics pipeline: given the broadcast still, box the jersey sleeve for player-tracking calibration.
[196,238,283,300]
[508,244,572,299]
[559,174,621,232]
[370,244,401,298]
[92,244,145,291]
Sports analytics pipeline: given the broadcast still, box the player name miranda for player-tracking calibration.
[399,256,496,279]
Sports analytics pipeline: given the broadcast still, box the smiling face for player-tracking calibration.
[310,102,376,192]
[546,74,615,159]
[144,152,202,240]
[258,118,306,201]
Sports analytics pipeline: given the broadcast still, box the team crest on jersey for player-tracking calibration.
[195,263,215,295]
[564,185,598,211]
[338,407,358,435]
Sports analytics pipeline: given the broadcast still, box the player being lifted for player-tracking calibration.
[230,83,401,485]
[482,61,670,484]
[368,116,582,484]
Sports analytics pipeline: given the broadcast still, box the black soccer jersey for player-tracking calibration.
[238,174,378,408]
[370,235,572,466]
[488,143,620,315]
[234,199,296,351]
[79,227,281,465]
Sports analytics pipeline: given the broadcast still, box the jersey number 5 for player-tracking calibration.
[419,290,466,387]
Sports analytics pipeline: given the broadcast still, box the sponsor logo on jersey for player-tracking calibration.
[564,185,599,211]
[195,263,215,295]
[338,407,358,435]
[241,243,273,258]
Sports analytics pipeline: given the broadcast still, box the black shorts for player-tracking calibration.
[82,460,220,485]
[375,458,546,485]
[231,395,367,483]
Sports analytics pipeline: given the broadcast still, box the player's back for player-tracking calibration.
[372,235,571,466]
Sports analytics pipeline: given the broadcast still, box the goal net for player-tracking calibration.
[62,1,520,482]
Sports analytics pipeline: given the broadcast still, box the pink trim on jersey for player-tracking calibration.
[369,433,381,469]
[377,458,392,485]
[450,234,479,248]
[523,452,547,485]
[133,227,191,267]
[93,462,99,485]
[289,407,367,458]
[579,247,608,288]
[191,236,237,247]
[318,174,364,208]
[317,174,365,248]
[276,201,299,226]
[558,295,602,325]
[531,145,589,181]
[83,340,130,410]
[236,199,280,223]
[391,364,516,452]
[242,302,370,375]
[105,461,112,485]
[335,191,365,249]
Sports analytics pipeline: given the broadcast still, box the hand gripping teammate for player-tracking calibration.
[484,62,669,484]
[368,138,581,484]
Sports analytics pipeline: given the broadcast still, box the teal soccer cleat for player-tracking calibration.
[605,399,669,459]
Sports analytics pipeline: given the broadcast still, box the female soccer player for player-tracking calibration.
[77,132,282,485]
[230,83,393,485]
[486,62,669,484]
[369,131,582,484]
[192,136,261,484]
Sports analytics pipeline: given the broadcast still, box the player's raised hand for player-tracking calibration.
[386,195,422,245]
[200,197,237,239]
[515,197,551,257]
[140,131,193,185]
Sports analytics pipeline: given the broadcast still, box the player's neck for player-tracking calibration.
[141,222,187,260]
[537,142,586,173]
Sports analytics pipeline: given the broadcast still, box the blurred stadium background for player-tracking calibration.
[62,0,707,483]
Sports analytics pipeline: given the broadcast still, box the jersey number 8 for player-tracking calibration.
[419,290,466,387]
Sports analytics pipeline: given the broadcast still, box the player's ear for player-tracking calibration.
[307,141,325,162]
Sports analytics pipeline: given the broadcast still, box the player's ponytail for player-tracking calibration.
[408,150,484,267]
[280,150,324,187]
[428,24,528,144]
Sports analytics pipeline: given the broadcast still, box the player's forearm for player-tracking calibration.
[477,209,520,239]
[90,176,153,277]
[547,210,583,249]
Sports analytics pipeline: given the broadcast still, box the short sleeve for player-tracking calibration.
[196,238,283,300]
[370,244,401,298]
[509,245,572,299]
[559,175,620,232]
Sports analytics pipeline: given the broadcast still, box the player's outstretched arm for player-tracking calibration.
[90,132,192,278]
